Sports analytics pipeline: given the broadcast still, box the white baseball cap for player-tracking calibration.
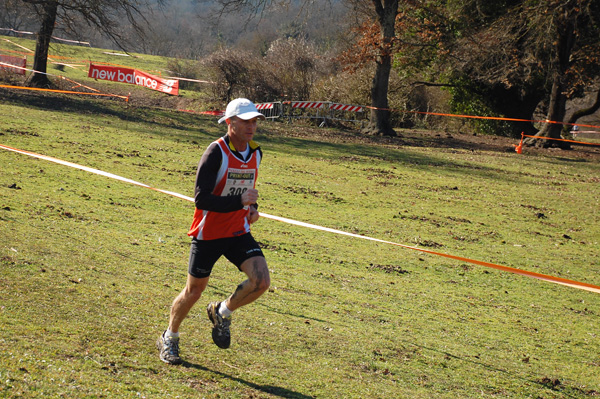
[218,98,266,124]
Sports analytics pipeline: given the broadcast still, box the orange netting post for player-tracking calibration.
[513,132,524,154]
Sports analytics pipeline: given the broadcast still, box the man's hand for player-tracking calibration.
[247,206,259,224]
[241,188,258,206]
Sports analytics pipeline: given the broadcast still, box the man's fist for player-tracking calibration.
[247,207,259,224]
[241,188,258,206]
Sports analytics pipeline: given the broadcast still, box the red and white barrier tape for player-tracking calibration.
[256,103,274,110]
[292,101,325,109]
[330,103,363,112]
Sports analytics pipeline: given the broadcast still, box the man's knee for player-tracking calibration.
[245,257,270,292]
[185,286,204,302]
[254,271,270,292]
[185,276,208,301]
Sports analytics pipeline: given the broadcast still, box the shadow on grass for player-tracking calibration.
[259,132,520,184]
[5,88,596,180]
[204,287,328,324]
[181,361,315,399]
[0,88,216,142]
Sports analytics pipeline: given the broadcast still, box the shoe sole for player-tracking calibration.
[207,302,230,349]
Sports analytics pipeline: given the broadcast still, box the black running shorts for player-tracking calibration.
[188,233,264,278]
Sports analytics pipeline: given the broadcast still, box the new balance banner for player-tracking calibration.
[88,64,179,96]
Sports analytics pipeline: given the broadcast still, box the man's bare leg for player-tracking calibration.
[207,256,270,349]
[226,256,270,311]
[169,274,209,333]
[158,274,208,364]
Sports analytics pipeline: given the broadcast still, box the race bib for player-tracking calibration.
[222,168,256,197]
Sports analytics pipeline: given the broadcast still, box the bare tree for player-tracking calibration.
[418,0,600,145]
[265,38,321,100]
[204,48,254,102]
[460,0,600,146]
[0,0,38,31]
[361,0,399,136]
[527,0,585,147]
[213,0,399,135]
[20,0,161,87]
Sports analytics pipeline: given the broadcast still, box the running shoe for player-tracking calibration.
[207,301,232,349]
[157,331,183,365]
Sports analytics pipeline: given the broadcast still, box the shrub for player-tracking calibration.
[202,48,280,103]
[264,38,324,100]
[165,58,200,91]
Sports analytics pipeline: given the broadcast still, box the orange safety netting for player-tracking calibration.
[0,84,128,101]
[1,142,599,295]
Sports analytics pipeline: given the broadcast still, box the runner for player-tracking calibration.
[157,98,270,365]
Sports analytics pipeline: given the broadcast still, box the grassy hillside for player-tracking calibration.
[1,36,181,78]
[0,35,213,110]
[1,81,600,396]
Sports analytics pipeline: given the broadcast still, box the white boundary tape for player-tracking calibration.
[2,143,599,294]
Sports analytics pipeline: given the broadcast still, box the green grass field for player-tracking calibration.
[1,42,600,398]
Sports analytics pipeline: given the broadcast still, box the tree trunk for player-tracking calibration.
[367,54,396,136]
[563,86,600,135]
[28,1,58,88]
[531,76,570,148]
[364,0,399,137]
[526,2,577,149]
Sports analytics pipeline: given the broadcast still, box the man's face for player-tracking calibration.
[228,116,258,146]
